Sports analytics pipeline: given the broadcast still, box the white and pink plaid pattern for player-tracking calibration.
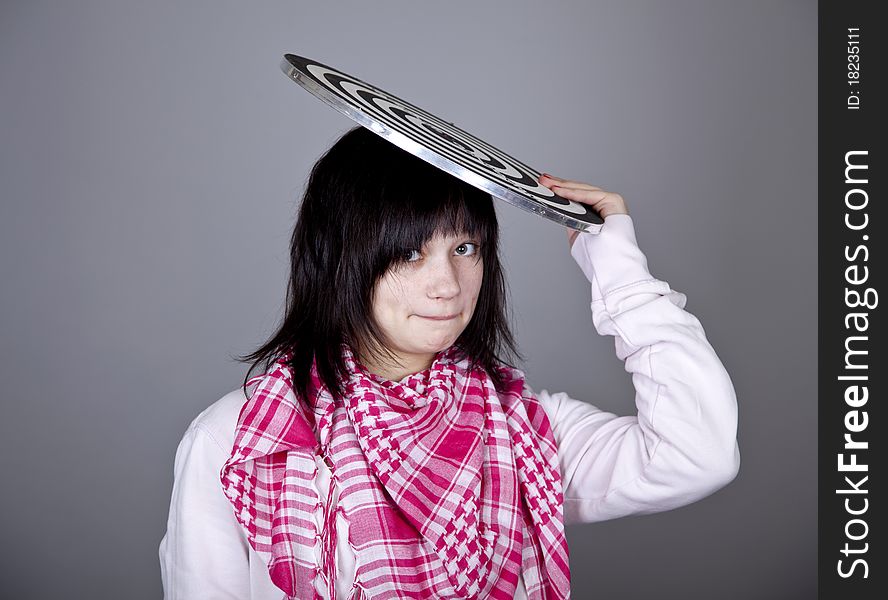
[221,346,570,599]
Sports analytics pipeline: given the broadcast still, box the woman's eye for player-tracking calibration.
[455,242,479,257]
[404,249,422,262]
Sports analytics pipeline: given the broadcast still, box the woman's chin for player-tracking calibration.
[416,336,457,355]
[421,341,453,355]
[409,327,458,349]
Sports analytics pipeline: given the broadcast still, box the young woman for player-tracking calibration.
[159,126,739,599]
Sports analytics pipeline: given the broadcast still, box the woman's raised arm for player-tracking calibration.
[533,193,739,524]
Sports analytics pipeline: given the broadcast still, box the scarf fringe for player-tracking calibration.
[321,453,338,600]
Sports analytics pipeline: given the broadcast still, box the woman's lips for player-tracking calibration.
[417,314,458,321]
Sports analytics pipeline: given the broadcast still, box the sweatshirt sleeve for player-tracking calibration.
[541,214,740,525]
[159,420,252,600]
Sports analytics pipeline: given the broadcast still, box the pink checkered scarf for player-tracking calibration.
[221,345,571,599]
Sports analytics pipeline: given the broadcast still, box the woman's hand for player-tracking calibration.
[539,173,629,248]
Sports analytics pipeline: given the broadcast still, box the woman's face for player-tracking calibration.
[366,230,484,379]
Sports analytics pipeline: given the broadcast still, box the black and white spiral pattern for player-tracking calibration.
[282,54,602,229]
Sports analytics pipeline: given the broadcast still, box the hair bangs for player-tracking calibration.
[365,164,495,279]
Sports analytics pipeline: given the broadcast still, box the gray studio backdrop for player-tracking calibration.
[0,1,816,598]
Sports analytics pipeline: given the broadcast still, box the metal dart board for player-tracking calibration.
[280,54,603,233]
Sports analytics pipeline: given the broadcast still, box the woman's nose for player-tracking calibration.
[426,259,461,299]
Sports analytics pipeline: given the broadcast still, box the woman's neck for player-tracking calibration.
[358,347,435,382]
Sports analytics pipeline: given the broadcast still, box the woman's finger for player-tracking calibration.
[537,173,629,244]
[550,185,628,219]
[550,185,622,207]
[565,228,581,248]
[539,173,602,192]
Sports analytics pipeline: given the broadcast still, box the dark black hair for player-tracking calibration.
[237,126,521,401]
